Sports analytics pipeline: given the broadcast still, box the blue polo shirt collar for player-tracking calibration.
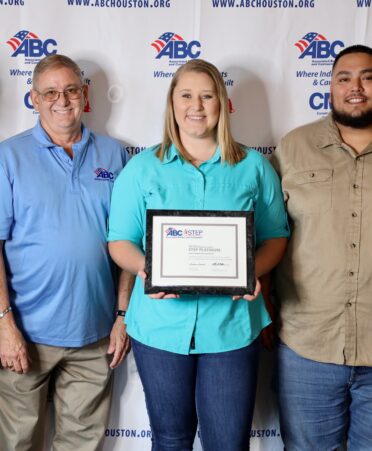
[32,119,90,149]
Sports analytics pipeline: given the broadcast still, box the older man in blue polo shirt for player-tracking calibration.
[0,54,131,451]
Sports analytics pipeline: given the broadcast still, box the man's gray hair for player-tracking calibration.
[32,54,83,90]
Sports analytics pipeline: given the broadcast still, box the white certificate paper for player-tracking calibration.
[145,210,255,295]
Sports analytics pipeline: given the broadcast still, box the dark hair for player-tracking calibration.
[332,44,372,72]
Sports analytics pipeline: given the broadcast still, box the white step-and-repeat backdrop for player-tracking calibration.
[1,1,371,449]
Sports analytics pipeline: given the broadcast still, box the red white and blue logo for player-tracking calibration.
[151,32,201,60]
[295,32,327,53]
[294,32,344,61]
[293,32,340,116]
[6,30,57,59]
[94,168,114,181]
[7,30,39,52]
[151,32,183,53]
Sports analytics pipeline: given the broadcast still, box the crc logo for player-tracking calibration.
[295,32,344,59]
[151,32,201,60]
[24,91,33,110]
[6,30,57,58]
[309,92,331,111]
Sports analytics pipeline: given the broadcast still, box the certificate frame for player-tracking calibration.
[144,210,255,295]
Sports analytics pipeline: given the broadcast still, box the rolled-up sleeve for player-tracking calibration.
[107,158,145,248]
[254,156,289,246]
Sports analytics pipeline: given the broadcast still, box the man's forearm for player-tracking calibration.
[108,268,134,369]
[0,241,30,373]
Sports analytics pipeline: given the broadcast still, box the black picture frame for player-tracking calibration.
[145,209,255,295]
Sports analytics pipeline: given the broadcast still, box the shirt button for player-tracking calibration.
[349,271,354,276]
[351,243,357,248]
[353,184,359,189]
[309,172,315,178]
[352,212,358,217]
[347,302,352,307]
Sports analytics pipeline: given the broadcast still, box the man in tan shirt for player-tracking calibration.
[272,45,372,450]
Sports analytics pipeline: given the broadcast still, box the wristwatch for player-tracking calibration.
[116,309,126,317]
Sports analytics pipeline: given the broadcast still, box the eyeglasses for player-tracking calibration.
[36,86,83,102]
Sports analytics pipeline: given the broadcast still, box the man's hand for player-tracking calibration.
[107,316,131,369]
[0,321,30,374]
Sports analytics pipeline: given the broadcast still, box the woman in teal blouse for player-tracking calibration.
[108,59,288,451]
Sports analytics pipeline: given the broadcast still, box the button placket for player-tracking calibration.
[344,156,364,362]
[193,167,206,210]
[70,146,82,193]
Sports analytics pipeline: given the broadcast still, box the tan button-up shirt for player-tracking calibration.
[272,114,372,366]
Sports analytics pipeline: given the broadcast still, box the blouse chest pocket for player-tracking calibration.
[284,168,333,216]
[144,184,182,210]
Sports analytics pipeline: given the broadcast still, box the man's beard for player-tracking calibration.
[331,103,372,129]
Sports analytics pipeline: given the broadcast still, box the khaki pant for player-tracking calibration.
[0,338,113,451]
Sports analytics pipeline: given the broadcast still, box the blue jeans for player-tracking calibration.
[131,338,259,451]
[274,341,372,451]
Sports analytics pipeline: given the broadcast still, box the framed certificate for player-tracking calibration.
[144,210,255,295]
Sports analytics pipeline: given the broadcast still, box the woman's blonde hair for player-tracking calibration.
[156,59,245,165]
